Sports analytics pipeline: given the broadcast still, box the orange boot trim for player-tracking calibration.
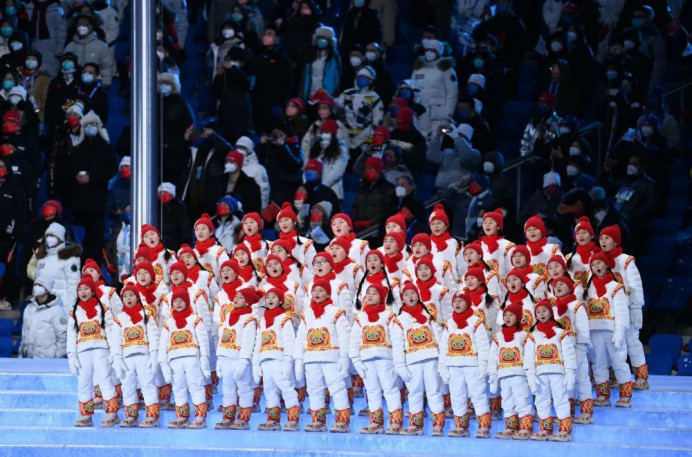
[287,405,301,422]
[520,414,533,430]
[620,381,633,399]
[176,404,190,420]
[409,411,424,428]
[194,403,208,418]
[267,406,281,422]
[455,413,470,429]
[369,409,384,426]
[253,387,262,404]
[211,371,219,386]
[158,384,172,401]
[581,399,594,415]
[539,417,554,433]
[635,363,649,380]
[490,396,502,412]
[238,406,252,422]
[223,405,237,421]
[335,408,351,424]
[79,400,95,416]
[146,403,160,418]
[506,414,518,431]
[389,408,404,426]
[115,384,123,399]
[352,374,364,387]
[205,384,213,402]
[347,387,354,405]
[558,417,572,433]
[478,412,491,429]
[443,393,451,409]
[311,407,327,424]
[296,386,307,402]
[596,382,611,398]
[94,385,103,400]
[125,403,139,419]
[431,411,446,427]
[105,397,119,414]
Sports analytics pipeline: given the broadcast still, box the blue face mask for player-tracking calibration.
[606,70,618,81]
[399,88,412,99]
[473,58,485,69]
[62,60,75,72]
[389,105,399,117]
[356,76,370,89]
[632,18,645,28]
[5,7,16,16]
[0,26,12,37]
[467,84,479,96]
[316,38,328,49]
[2,80,13,91]
[231,13,243,22]
[84,125,99,137]
[305,170,318,182]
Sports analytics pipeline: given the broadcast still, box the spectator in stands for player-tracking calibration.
[257,122,304,206]
[20,50,51,129]
[295,159,341,228]
[590,189,630,249]
[159,72,194,184]
[1,110,40,211]
[301,26,341,99]
[519,170,563,223]
[455,94,492,153]
[306,119,348,200]
[284,97,309,140]
[640,86,680,148]
[351,156,396,232]
[219,149,262,215]
[157,182,191,251]
[64,110,117,261]
[630,4,666,88]
[336,65,384,153]
[235,135,270,210]
[427,123,480,192]
[519,91,560,157]
[24,0,67,77]
[619,28,653,98]
[394,175,426,231]
[208,20,244,76]
[19,275,67,358]
[280,0,320,76]
[301,95,348,152]
[364,42,393,105]
[211,45,253,143]
[45,53,80,131]
[47,101,83,201]
[0,156,26,308]
[444,172,494,239]
[472,0,527,73]
[1,31,28,72]
[105,156,131,238]
[63,14,114,87]
[214,196,242,252]
[482,150,514,217]
[74,63,108,124]
[339,0,382,63]
[563,158,596,192]
[33,222,80,312]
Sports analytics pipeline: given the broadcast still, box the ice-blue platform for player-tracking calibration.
[0,359,691,457]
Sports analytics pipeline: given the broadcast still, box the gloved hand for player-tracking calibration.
[337,357,349,378]
[565,370,576,392]
[112,357,126,380]
[295,359,305,384]
[233,359,249,380]
[253,362,262,384]
[283,358,293,380]
[488,374,499,395]
[68,356,81,375]
[438,365,450,384]
[612,330,625,349]
[353,359,367,379]
[630,308,643,330]
[161,362,172,384]
[395,364,412,383]
[201,356,211,379]
[477,363,487,381]
[148,352,158,371]
[527,374,538,395]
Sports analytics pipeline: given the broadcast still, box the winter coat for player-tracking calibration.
[0,170,27,239]
[250,44,294,121]
[19,294,67,358]
[340,3,383,54]
[75,81,109,124]
[301,118,349,154]
[64,33,114,86]
[443,187,495,239]
[300,50,341,100]
[181,139,231,218]
[410,57,458,139]
[211,66,254,143]
[215,215,241,252]
[390,126,427,180]
[336,87,384,149]
[258,142,304,205]
[450,0,488,56]
[307,140,349,200]
[25,2,67,77]
[352,176,397,228]
[427,130,481,191]
[614,174,656,232]
[35,243,82,312]
[161,92,194,183]
[44,73,79,129]
[22,70,52,123]
[158,198,191,251]
[65,135,117,213]
[228,171,263,215]
[239,147,270,209]
[105,176,131,217]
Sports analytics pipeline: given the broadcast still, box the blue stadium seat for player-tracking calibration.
[668,177,690,197]
[262,229,277,241]
[0,337,12,357]
[645,352,675,375]
[649,217,684,236]
[344,173,360,192]
[12,338,19,356]
[0,319,13,337]
[416,173,436,201]
[11,318,20,337]
[655,275,692,312]
[678,354,692,376]
[496,119,525,137]
[515,80,537,101]
[494,137,519,157]
[71,225,85,245]
[672,254,692,275]
[666,196,688,218]
[342,191,356,214]
[502,101,536,120]
[669,158,691,179]
[649,334,684,360]
[0,263,5,279]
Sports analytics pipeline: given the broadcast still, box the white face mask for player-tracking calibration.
[627,164,638,176]
[349,56,362,67]
[25,59,38,70]
[222,28,235,39]
[156,31,163,41]
[623,39,635,50]
[476,217,483,227]
[365,51,377,62]
[45,236,59,248]
[156,50,165,61]
[550,41,563,52]
[482,161,494,173]
[641,126,654,138]
[84,125,99,137]
[319,133,331,148]
[294,200,304,210]
[81,72,94,84]
[8,95,21,105]
[566,165,579,177]
[424,50,438,62]
[9,41,22,51]
[395,186,407,197]
[224,162,238,174]
[33,284,47,297]
[594,209,607,223]
[569,146,581,156]
[77,26,90,37]
[159,83,172,96]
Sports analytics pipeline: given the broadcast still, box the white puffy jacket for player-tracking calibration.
[35,244,82,312]
[19,295,68,358]
[410,56,459,140]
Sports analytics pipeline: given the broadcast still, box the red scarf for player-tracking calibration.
[79,297,99,319]
[364,303,385,322]
[402,303,427,324]
[415,277,436,302]
[366,271,385,285]
[222,279,242,300]
[244,234,263,252]
[237,263,254,283]
[536,320,558,339]
[576,241,597,264]
[593,272,614,297]
[516,265,533,278]
[452,307,474,329]
[481,234,502,254]
[136,282,158,304]
[502,324,521,343]
[311,298,333,319]
[384,252,403,273]
[172,280,192,296]
[507,288,529,303]
[264,306,285,327]
[151,242,165,258]
[228,305,252,326]
[123,303,144,324]
[195,238,216,256]
[430,231,451,251]
[279,230,298,252]
[187,265,202,282]
[554,294,575,317]
[526,237,547,256]
[467,285,486,307]
[94,280,105,299]
[172,306,192,329]
[267,273,289,291]
[316,272,336,282]
[343,233,356,242]
[334,258,352,274]
[605,247,623,264]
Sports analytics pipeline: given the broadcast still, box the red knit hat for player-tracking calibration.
[391,97,408,108]
[411,233,431,251]
[512,245,531,264]
[317,96,334,109]
[524,214,545,237]
[503,302,523,321]
[330,236,351,254]
[78,276,97,295]
[320,119,338,134]
[313,251,335,271]
[172,288,190,308]
[312,278,332,296]
[465,266,485,284]
[271,239,292,254]
[589,251,614,269]
[233,243,252,258]
[169,261,188,278]
[464,241,483,257]
[452,289,472,307]
[81,258,100,276]
[365,249,384,264]
[547,255,567,272]
[396,107,413,126]
[221,258,240,274]
[384,231,406,251]
[266,287,285,303]
[140,224,161,239]
[600,225,621,246]
[134,246,152,261]
[226,150,245,167]
[237,287,260,306]
[264,254,285,270]
[551,276,574,294]
[288,97,305,112]
[372,126,390,145]
[304,159,323,174]
[506,268,529,284]
[277,202,298,223]
[415,255,436,276]
[194,213,214,231]
[400,280,419,298]
[428,203,449,227]
[177,244,197,260]
[365,156,384,173]
[365,283,389,304]
[120,283,139,299]
[43,199,63,216]
[2,110,20,125]
[330,213,353,231]
[242,212,264,230]
[385,212,406,231]
[534,298,554,315]
[483,209,504,230]
[133,261,155,281]
[575,216,594,238]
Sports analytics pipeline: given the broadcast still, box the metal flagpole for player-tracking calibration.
[130,0,159,257]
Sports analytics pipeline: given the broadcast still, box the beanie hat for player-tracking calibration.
[177,244,198,260]
[543,171,561,188]
[392,97,408,108]
[331,213,353,231]
[506,268,529,284]
[78,276,97,295]
[396,107,414,126]
[373,126,390,143]
[365,249,385,264]
[415,255,436,275]
[320,119,338,134]
[81,258,100,276]
[467,73,486,90]
[589,251,614,269]
[548,255,567,272]
[465,266,485,284]
[277,202,298,223]
[551,276,574,294]
[233,243,252,259]
[312,278,332,296]
[225,150,245,168]
[483,209,504,230]
[600,225,621,246]
[411,233,431,251]
[157,182,176,197]
[503,301,524,322]
[452,289,472,307]
[133,261,155,280]
[242,212,264,230]
[512,245,531,263]
[266,287,285,303]
[194,213,214,231]
[270,239,292,254]
[313,251,335,271]
[169,261,188,278]
[524,214,546,236]
[134,246,152,261]
[535,298,554,315]
[422,39,443,56]
[385,212,407,231]
[428,203,450,227]
[365,156,384,173]
[366,283,389,304]
[400,280,420,298]
[119,156,131,169]
[330,236,351,253]
[141,224,160,239]
[464,241,483,257]
[237,287,260,306]
[288,97,305,112]
[45,222,66,242]
[457,123,474,141]
[235,136,255,154]
[384,231,406,251]
[120,283,139,299]
[264,253,285,269]
[43,199,63,216]
[575,216,595,238]
[172,288,191,308]
[221,258,240,274]
[304,159,323,174]
[317,96,335,109]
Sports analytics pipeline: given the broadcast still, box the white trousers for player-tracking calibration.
[535,373,570,420]
[218,356,254,408]
[122,353,158,406]
[449,366,489,416]
[574,344,592,401]
[591,330,630,384]
[405,359,444,415]
[499,375,532,418]
[261,359,298,409]
[305,361,349,411]
[362,358,402,412]
[626,326,646,367]
[170,356,206,407]
[78,348,115,403]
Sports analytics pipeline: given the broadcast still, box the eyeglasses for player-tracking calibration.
[314,259,329,266]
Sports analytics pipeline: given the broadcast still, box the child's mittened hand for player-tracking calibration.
[477,363,487,381]
[630,308,643,330]
[161,363,172,384]
[148,352,158,371]
[488,374,499,395]
[68,356,81,375]
[565,370,576,392]
[282,359,293,380]
[201,356,212,378]
[253,363,262,384]
[233,359,249,379]
[438,365,450,383]
[353,360,367,379]
[395,365,412,383]
[527,375,537,395]
[612,331,625,349]
[337,357,349,378]
[112,358,126,379]
[295,359,305,384]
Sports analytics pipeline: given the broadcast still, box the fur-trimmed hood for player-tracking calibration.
[35,242,83,260]
[413,55,456,71]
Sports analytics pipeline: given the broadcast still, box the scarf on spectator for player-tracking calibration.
[481,234,502,254]
[507,288,529,303]
[237,263,254,283]
[334,257,352,274]
[221,279,242,301]
[593,272,614,297]
[310,298,333,319]
[401,303,427,324]
[195,238,215,256]
[536,320,558,339]
[364,303,385,322]
[266,272,289,292]
[94,280,105,299]
[228,305,252,326]
[526,237,547,256]
[136,282,158,304]
[123,302,144,325]
[278,230,298,252]
[605,247,623,264]
[244,234,263,252]
[415,277,436,302]
[384,252,403,274]
[172,280,192,296]
[366,271,385,285]
[467,285,486,307]
[576,241,598,264]
[30,0,57,40]
[502,323,521,343]
[79,297,99,319]
[172,306,192,329]
[150,242,165,259]
[187,265,202,282]
[430,231,451,252]
[452,307,474,329]
[264,306,285,327]
[554,294,575,317]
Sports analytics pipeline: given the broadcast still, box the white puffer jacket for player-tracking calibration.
[410,56,459,139]
[35,243,82,312]
[19,295,68,358]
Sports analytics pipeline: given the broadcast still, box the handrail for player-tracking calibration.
[663,78,692,98]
